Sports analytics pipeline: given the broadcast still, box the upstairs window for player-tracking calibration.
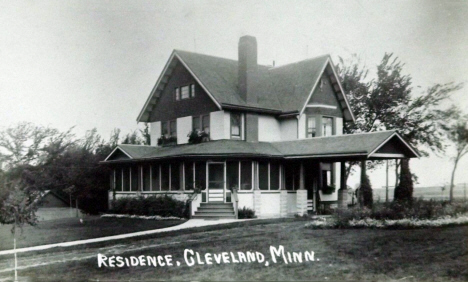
[231,113,241,138]
[322,117,333,137]
[193,114,210,135]
[175,84,195,101]
[162,120,177,137]
[307,116,316,138]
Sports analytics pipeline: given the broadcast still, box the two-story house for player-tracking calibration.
[102,36,419,219]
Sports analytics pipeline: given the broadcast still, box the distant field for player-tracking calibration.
[373,183,468,201]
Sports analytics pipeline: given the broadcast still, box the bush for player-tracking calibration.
[333,199,468,226]
[110,195,188,218]
[238,207,256,219]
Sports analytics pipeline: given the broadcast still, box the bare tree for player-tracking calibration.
[445,119,468,202]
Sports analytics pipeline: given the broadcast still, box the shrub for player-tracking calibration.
[238,207,256,219]
[333,199,468,225]
[110,195,188,218]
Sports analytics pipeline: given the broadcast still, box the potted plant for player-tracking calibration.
[322,184,336,195]
[187,130,210,144]
[157,135,177,146]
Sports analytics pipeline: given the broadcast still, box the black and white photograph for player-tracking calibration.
[0,1,467,281]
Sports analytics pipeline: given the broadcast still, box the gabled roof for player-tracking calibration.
[102,131,419,163]
[137,50,354,122]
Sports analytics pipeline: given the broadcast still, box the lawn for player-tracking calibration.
[0,216,185,251]
[5,220,467,281]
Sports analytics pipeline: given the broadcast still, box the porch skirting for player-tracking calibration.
[108,190,311,219]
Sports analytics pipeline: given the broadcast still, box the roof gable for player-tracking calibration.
[138,50,355,122]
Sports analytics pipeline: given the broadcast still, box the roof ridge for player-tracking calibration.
[268,54,330,71]
[174,49,272,69]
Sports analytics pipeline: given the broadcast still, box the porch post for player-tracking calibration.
[296,162,308,216]
[280,165,288,217]
[359,160,366,207]
[253,162,262,218]
[338,161,348,209]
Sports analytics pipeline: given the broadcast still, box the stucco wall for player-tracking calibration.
[260,192,281,217]
[258,115,281,142]
[177,116,192,144]
[280,118,297,141]
[237,192,254,210]
[210,110,226,140]
[297,114,306,139]
[150,121,161,146]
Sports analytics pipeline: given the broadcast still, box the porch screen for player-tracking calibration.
[151,165,160,191]
[195,161,206,190]
[208,163,224,189]
[161,164,170,191]
[171,164,180,190]
[142,165,151,191]
[285,163,300,190]
[115,168,122,191]
[122,167,130,191]
[270,162,280,190]
[259,161,269,190]
[184,162,194,190]
[240,161,252,190]
[227,161,239,190]
[131,166,139,191]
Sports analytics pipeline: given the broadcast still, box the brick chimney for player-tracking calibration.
[238,35,258,103]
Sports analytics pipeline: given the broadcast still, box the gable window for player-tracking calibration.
[231,113,241,138]
[175,84,195,101]
[322,117,334,137]
[307,116,316,138]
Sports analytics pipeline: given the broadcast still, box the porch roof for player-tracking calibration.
[102,130,419,163]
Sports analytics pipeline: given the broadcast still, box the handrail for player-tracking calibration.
[232,189,239,219]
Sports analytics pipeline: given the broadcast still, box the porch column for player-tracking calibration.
[253,163,262,217]
[338,161,348,209]
[296,162,308,216]
[359,160,366,207]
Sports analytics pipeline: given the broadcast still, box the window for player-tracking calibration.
[175,88,181,101]
[190,84,196,98]
[240,161,252,190]
[307,116,316,138]
[170,120,177,137]
[175,84,195,100]
[322,163,333,188]
[181,86,190,99]
[258,162,281,190]
[192,114,210,134]
[323,117,333,137]
[231,113,241,138]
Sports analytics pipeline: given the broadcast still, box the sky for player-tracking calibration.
[0,0,467,188]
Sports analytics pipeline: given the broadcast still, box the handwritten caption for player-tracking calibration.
[97,245,319,268]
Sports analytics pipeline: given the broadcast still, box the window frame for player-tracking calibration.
[306,115,317,138]
[258,161,281,191]
[322,116,334,137]
[231,113,242,139]
[175,84,195,101]
[192,114,210,135]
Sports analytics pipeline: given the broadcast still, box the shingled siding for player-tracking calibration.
[306,74,343,118]
[149,61,219,122]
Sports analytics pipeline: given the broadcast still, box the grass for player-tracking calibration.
[0,216,185,251]
[4,220,467,281]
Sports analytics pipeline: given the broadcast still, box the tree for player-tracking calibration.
[394,158,413,205]
[445,119,468,202]
[338,53,463,203]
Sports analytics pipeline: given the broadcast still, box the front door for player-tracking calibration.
[207,162,225,202]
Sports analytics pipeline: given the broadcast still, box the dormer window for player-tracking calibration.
[322,117,334,136]
[231,113,241,138]
[175,84,196,101]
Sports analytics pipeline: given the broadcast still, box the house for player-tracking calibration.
[102,36,419,219]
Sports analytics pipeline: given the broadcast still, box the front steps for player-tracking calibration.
[193,203,236,219]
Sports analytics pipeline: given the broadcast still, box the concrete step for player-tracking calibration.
[196,208,234,213]
[199,203,234,209]
[195,211,235,216]
[192,214,236,219]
